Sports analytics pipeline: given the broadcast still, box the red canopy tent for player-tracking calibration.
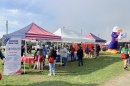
[3,22,61,40]
[86,33,106,42]
[3,23,61,74]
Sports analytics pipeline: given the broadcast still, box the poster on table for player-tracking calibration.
[4,37,21,75]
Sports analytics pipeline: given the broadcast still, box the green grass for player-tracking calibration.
[0,51,126,86]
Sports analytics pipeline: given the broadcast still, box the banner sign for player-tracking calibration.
[4,38,21,75]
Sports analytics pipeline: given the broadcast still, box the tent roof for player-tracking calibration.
[3,23,61,40]
[54,28,94,43]
[86,33,106,42]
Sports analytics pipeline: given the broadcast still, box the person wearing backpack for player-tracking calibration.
[77,45,83,66]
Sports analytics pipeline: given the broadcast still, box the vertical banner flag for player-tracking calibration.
[4,38,21,75]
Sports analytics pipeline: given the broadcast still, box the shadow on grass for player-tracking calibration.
[29,80,99,86]
[55,54,122,76]
[19,54,122,76]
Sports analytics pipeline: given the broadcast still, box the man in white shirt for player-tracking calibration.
[61,45,68,66]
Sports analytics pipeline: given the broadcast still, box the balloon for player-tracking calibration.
[113,26,118,32]
[118,32,127,40]
[106,26,127,54]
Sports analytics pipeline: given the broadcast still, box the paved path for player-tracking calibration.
[101,71,130,86]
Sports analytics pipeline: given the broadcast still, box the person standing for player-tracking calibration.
[21,45,25,56]
[38,50,44,72]
[48,46,55,76]
[0,50,5,65]
[42,44,47,65]
[33,49,39,70]
[56,48,61,62]
[96,45,101,57]
[61,45,68,66]
[70,45,75,61]
[77,45,83,66]
[21,45,25,65]
[53,47,57,74]
[85,46,89,58]
[91,46,95,57]
[121,44,130,70]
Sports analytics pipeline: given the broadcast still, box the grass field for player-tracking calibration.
[0,51,126,86]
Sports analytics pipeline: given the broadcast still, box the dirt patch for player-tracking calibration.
[100,71,130,86]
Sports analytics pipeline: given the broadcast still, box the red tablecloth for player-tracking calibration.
[21,56,34,64]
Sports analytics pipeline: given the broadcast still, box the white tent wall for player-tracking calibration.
[54,28,95,43]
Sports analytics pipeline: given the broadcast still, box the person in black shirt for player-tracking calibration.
[0,50,5,65]
[21,45,25,65]
[77,45,83,66]
[96,45,101,57]
[21,45,25,56]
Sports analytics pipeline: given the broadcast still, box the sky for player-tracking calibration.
[0,0,130,41]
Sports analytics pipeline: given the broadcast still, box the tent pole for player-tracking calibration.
[36,40,38,50]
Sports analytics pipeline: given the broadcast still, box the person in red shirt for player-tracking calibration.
[33,49,39,70]
[38,51,44,72]
[70,45,75,61]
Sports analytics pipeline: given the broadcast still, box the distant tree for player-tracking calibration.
[45,41,51,45]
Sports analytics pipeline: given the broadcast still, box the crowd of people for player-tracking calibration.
[1,43,102,76]
[85,44,101,58]
[30,43,85,76]
[5,42,130,74]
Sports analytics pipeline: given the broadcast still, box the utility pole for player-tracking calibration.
[6,20,8,34]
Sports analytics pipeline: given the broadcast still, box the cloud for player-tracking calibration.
[8,9,19,14]
[0,8,38,34]
[37,0,129,40]
[0,0,130,41]
[0,16,7,26]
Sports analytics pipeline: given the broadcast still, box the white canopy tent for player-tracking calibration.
[53,28,95,43]
[54,28,95,65]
